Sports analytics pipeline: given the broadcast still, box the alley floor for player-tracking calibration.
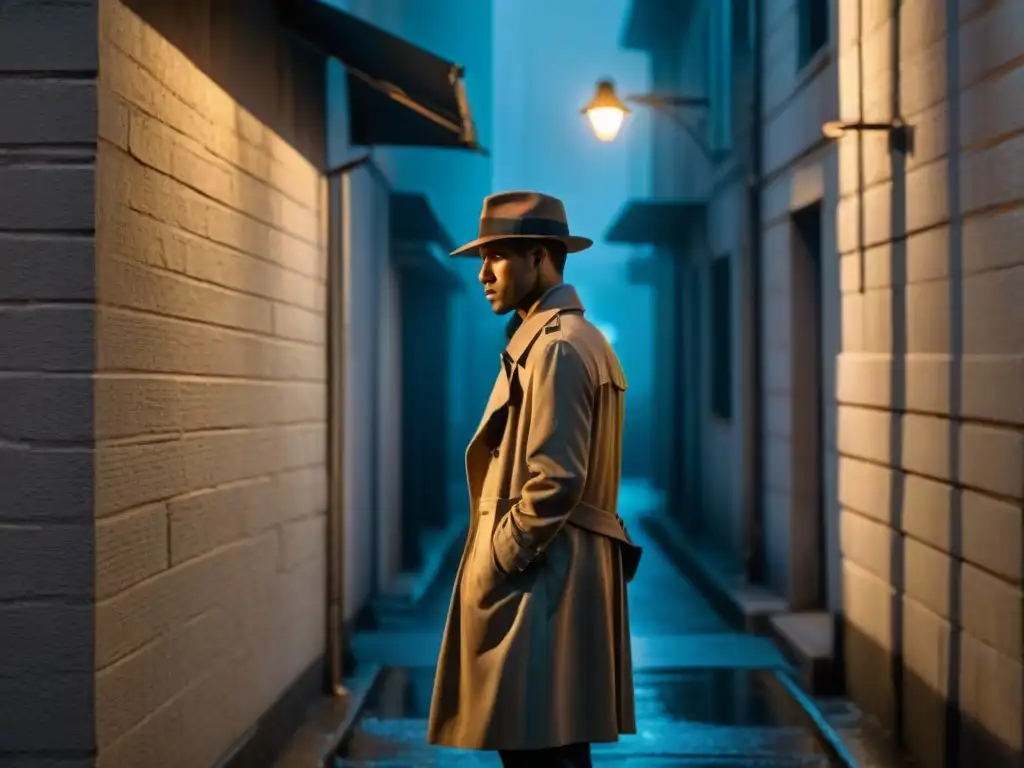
[333,484,901,767]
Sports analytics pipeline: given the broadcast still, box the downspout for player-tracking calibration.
[744,0,766,584]
[325,152,372,696]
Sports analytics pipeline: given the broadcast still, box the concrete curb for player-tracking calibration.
[319,663,384,765]
[642,514,861,767]
[639,514,788,634]
[319,525,465,762]
[773,670,859,768]
[270,663,384,768]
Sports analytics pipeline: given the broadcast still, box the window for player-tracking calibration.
[708,3,730,153]
[711,0,756,155]
[732,0,752,56]
[797,0,829,69]
[710,256,732,420]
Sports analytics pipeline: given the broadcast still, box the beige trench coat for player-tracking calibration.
[427,284,641,751]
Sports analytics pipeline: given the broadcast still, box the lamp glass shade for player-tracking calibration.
[582,79,630,142]
[587,107,626,141]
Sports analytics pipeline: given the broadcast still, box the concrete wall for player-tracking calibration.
[835,0,1023,764]
[0,2,100,764]
[672,0,840,578]
[703,177,750,561]
[92,0,329,764]
[339,163,398,612]
[376,213,404,589]
[687,0,754,563]
[757,0,841,608]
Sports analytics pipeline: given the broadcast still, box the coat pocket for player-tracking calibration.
[465,499,507,601]
[542,530,571,620]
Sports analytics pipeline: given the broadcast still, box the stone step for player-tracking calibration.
[769,611,842,696]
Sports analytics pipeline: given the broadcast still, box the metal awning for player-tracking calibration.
[392,243,462,291]
[390,192,462,290]
[605,199,706,246]
[390,192,456,252]
[277,0,483,152]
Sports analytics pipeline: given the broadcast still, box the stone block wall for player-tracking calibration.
[1,0,329,764]
[835,0,1022,764]
[89,1,329,764]
[0,2,100,764]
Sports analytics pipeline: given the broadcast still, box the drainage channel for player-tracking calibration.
[333,667,849,767]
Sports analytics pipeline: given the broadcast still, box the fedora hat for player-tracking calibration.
[450,191,593,256]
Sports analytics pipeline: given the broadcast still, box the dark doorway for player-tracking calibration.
[397,253,454,571]
[675,259,703,536]
[790,202,826,609]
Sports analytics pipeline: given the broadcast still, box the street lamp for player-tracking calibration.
[581,78,716,158]
[581,79,632,142]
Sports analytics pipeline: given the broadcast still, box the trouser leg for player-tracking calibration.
[498,742,592,768]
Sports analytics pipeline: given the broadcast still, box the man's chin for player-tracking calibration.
[486,298,513,315]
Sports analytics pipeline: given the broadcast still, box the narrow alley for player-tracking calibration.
[2,1,1020,767]
[331,485,901,767]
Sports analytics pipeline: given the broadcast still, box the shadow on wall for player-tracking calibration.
[121,0,327,168]
[842,10,1009,763]
[843,621,1020,768]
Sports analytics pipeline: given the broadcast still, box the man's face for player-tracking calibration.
[478,242,538,314]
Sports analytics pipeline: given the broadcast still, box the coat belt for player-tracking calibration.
[476,497,643,581]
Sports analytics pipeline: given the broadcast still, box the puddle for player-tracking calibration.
[335,667,840,766]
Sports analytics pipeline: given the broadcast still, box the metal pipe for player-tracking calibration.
[324,154,372,697]
[325,170,347,697]
[325,172,345,697]
[744,0,766,584]
[326,152,373,178]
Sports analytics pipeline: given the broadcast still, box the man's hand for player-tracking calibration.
[491,340,593,573]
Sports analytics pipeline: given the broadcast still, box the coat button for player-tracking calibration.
[490,447,500,458]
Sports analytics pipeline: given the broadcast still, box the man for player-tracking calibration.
[427,191,642,768]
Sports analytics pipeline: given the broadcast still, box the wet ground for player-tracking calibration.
[338,666,839,766]
[334,484,908,767]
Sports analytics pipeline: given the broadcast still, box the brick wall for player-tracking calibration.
[0,2,99,764]
[91,0,328,764]
[836,0,1022,764]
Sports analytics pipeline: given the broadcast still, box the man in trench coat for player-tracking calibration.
[427,191,642,768]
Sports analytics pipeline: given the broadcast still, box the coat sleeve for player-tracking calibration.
[492,339,593,574]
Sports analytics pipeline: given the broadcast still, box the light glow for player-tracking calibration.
[821,120,846,139]
[581,79,631,143]
[595,323,618,345]
[586,107,626,142]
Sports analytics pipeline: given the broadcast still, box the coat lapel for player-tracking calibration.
[465,285,588,495]
[473,359,511,440]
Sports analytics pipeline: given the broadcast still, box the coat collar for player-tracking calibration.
[504,283,584,364]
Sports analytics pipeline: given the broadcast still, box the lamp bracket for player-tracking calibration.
[638,98,726,163]
[625,93,710,109]
[821,119,912,153]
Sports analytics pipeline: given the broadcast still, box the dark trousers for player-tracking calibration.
[498,742,592,768]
